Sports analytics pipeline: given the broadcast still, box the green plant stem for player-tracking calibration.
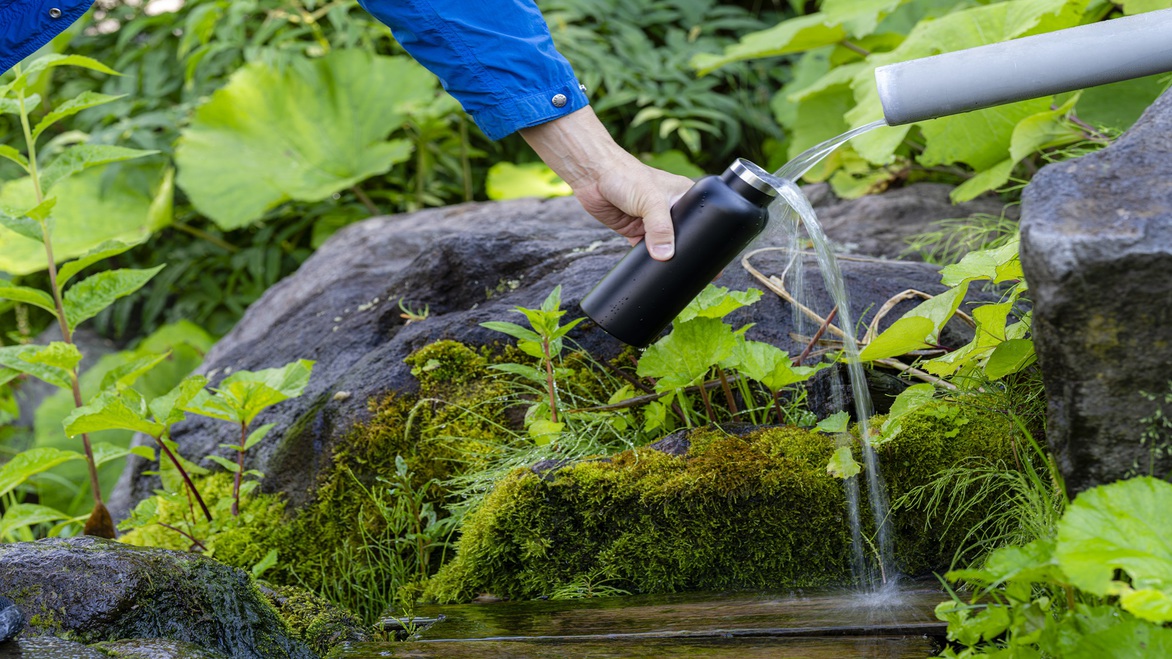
[697,376,715,421]
[543,338,558,423]
[771,389,785,425]
[839,40,871,57]
[232,422,246,517]
[154,433,212,521]
[717,368,738,415]
[18,79,106,517]
[350,185,381,216]
[171,221,239,253]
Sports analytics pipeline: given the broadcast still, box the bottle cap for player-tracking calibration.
[728,159,781,198]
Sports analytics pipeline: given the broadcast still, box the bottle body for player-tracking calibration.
[580,159,778,347]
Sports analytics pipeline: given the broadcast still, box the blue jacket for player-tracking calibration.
[1,0,587,140]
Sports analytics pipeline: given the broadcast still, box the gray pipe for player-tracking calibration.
[876,8,1172,126]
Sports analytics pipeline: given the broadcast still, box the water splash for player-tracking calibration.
[757,120,895,586]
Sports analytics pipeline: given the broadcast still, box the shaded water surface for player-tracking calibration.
[340,585,945,658]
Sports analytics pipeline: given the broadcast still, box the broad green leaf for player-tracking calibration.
[951,159,1016,203]
[221,359,314,399]
[676,285,762,323]
[100,351,171,392]
[947,538,1062,587]
[984,338,1036,380]
[1120,0,1172,14]
[1064,616,1172,659]
[0,210,43,243]
[22,342,82,371]
[480,321,543,343]
[0,164,171,276]
[207,454,241,473]
[184,388,243,423]
[251,549,279,579]
[32,91,127,141]
[826,445,861,479]
[919,98,1052,171]
[23,196,56,222]
[940,238,1021,286]
[0,145,29,171]
[485,162,572,201]
[39,144,158,192]
[1118,588,1172,624]
[904,282,971,343]
[640,150,704,178]
[205,359,314,426]
[528,419,564,446]
[0,503,71,540]
[638,317,739,391]
[692,13,846,75]
[0,281,57,314]
[540,286,563,314]
[817,411,851,434]
[90,442,155,468]
[16,55,119,86]
[149,375,209,427]
[1056,477,1172,610]
[176,50,433,229]
[62,388,164,438]
[822,0,909,37]
[730,340,807,391]
[243,423,275,451]
[56,238,147,293]
[858,316,934,362]
[879,383,936,438]
[0,345,72,389]
[63,265,165,331]
[0,447,82,497]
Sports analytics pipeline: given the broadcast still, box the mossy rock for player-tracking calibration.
[90,638,230,658]
[0,537,314,659]
[424,399,1020,603]
[257,584,370,656]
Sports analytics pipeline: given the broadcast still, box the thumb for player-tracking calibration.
[642,203,676,261]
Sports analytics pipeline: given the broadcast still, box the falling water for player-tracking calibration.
[757,120,895,586]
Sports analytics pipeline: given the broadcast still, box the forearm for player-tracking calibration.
[519,107,638,190]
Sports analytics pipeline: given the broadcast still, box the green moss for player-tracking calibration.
[259,584,370,656]
[424,399,1020,603]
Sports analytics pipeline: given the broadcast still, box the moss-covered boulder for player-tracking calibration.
[0,537,314,658]
[424,399,1020,603]
[90,638,229,658]
[257,584,370,656]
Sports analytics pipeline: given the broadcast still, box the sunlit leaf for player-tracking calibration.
[485,162,572,201]
[637,317,739,391]
[817,410,851,434]
[984,338,1036,380]
[858,316,934,362]
[0,281,57,314]
[0,447,82,497]
[56,238,147,293]
[62,388,164,438]
[676,285,762,323]
[149,375,209,427]
[528,419,564,446]
[21,342,82,371]
[32,91,126,141]
[0,345,72,389]
[100,351,171,392]
[826,445,861,479]
[243,423,275,451]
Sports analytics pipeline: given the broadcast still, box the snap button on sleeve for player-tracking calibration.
[49,7,63,17]
[551,94,567,108]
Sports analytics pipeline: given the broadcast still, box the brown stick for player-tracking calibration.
[155,434,212,521]
[697,382,715,421]
[771,389,786,425]
[795,306,838,367]
[160,523,208,552]
[350,184,382,216]
[717,369,738,415]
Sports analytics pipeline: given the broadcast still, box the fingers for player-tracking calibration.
[641,204,675,261]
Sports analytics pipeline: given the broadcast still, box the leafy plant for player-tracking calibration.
[0,55,166,537]
[695,0,1172,199]
[184,359,314,515]
[936,476,1172,657]
[482,286,583,444]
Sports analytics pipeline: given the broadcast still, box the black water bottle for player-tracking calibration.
[580,158,782,347]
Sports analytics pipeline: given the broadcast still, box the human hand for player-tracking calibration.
[520,107,694,261]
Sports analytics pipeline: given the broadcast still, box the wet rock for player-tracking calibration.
[89,638,229,658]
[3,636,108,657]
[109,199,997,520]
[0,594,23,642]
[256,583,370,655]
[1020,88,1172,495]
[0,537,313,659]
[805,363,911,420]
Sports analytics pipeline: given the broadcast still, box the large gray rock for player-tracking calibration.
[0,537,313,659]
[1021,88,1172,495]
[110,195,992,519]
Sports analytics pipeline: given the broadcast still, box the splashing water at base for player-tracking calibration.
[755,120,895,587]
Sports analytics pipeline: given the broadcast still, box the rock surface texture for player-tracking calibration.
[110,191,998,519]
[0,594,22,642]
[1021,88,1172,495]
[0,537,314,659]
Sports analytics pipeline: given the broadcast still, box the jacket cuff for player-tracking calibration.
[470,77,589,141]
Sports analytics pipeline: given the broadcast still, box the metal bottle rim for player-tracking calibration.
[729,159,780,198]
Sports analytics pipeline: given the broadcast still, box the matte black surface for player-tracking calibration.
[580,163,773,347]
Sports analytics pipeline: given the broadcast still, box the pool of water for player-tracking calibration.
[338,583,947,658]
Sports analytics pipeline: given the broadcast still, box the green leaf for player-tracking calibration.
[22,342,82,371]
[0,345,72,389]
[23,196,56,223]
[940,238,1022,286]
[904,282,971,344]
[984,338,1036,380]
[0,144,29,171]
[858,316,934,362]
[0,447,82,498]
[877,383,936,442]
[485,162,572,201]
[149,375,209,427]
[826,445,861,479]
[0,281,58,314]
[90,442,153,468]
[480,321,543,343]
[100,351,171,392]
[822,0,909,37]
[243,423,275,451]
[17,54,120,84]
[640,150,704,178]
[1056,477,1172,619]
[817,411,851,434]
[39,144,158,192]
[488,362,546,384]
[209,359,315,426]
[730,340,824,392]
[0,210,43,243]
[63,265,165,331]
[676,285,762,323]
[0,164,172,276]
[62,388,164,438]
[56,238,147,294]
[918,98,1052,171]
[528,419,564,446]
[638,317,739,391]
[251,548,279,579]
[0,503,71,540]
[183,388,242,423]
[176,50,433,229]
[1118,588,1172,624]
[32,91,127,141]
[691,13,846,75]
[1064,616,1172,658]
[207,454,240,473]
[1075,73,1170,131]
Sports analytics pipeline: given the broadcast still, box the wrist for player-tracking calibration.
[519,106,634,189]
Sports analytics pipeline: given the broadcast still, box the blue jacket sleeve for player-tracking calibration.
[357,0,589,140]
[1,0,94,75]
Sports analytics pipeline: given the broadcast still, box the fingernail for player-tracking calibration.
[649,243,674,260]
